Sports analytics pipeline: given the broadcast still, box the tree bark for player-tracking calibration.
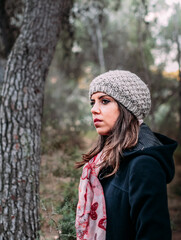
[80,2,105,73]
[174,9,181,144]
[95,18,105,73]
[0,0,73,239]
[177,39,181,143]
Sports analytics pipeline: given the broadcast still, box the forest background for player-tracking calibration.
[0,0,181,239]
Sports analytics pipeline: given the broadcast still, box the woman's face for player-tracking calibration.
[90,92,120,135]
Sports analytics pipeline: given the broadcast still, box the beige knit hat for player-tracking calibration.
[89,70,151,120]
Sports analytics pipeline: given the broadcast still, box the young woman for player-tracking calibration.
[75,70,177,240]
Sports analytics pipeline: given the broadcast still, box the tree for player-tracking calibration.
[0,0,24,99]
[0,0,73,238]
[73,0,106,73]
[159,2,181,143]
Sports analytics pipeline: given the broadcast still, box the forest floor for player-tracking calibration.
[39,136,181,240]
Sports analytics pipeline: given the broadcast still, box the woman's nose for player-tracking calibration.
[91,103,100,114]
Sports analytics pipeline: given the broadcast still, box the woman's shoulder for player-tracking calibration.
[128,154,160,168]
[127,154,165,179]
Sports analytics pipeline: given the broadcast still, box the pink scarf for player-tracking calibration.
[75,152,107,240]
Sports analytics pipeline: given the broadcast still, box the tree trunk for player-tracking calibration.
[179,72,181,144]
[95,19,105,73]
[175,12,181,144]
[0,0,73,239]
[178,67,181,144]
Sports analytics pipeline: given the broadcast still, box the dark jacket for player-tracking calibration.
[99,123,177,240]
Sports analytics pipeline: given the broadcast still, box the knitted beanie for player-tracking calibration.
[89,70,151,120]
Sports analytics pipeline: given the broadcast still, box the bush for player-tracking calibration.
[56,180,79,240]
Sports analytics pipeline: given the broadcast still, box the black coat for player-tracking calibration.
[99,124,177,240]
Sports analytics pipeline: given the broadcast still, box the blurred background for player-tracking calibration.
[0,0,181,239]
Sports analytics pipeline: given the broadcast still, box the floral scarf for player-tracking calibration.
[75,151,107,240]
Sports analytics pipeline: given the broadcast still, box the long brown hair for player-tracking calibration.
[76,102,140,177]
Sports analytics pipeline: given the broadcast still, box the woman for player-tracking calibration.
[75,70,177,240]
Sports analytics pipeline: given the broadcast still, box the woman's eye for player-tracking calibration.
[90,101,95,107]
[102,99,110,105]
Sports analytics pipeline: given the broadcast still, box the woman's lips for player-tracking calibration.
[94,118,102,126]
[94,118,102,123]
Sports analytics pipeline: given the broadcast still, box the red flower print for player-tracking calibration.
[81,165,90,180]
[98,217,106,231]
[91,202,98,211]
[90,202,98,220]
[90,211,97,220]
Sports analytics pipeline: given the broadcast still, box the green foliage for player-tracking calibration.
[149,71,179,136]
[56,181,78,240]
[41,69,92,154]
[41,0,181,141]
[52,148,82,179]
[40,178,79,239]
[40,125,82,239]
[40,1,181,237]
[161,4,181,43]
[41,125,85,155]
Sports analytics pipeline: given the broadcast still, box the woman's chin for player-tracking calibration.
[96,129,109,136]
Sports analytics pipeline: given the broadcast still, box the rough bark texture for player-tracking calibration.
[176,31,181,144]
[0,0,73,239]
[178,64,181,145]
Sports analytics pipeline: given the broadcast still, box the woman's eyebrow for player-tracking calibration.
[90,94,109,101]
[99,95,108,99]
